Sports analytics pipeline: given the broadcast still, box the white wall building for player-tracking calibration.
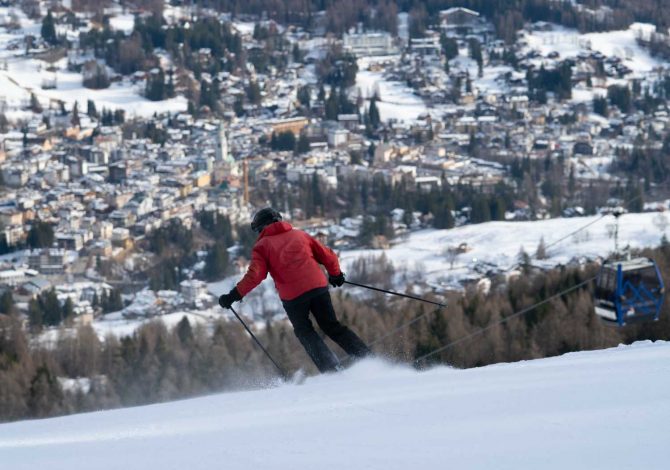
[343,32,397,56]
[328,129,349,148]
[180,279,209,307]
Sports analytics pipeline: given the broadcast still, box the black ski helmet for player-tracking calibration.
[251,207,282,233]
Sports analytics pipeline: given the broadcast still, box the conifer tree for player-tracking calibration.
[518,246,532,274]
[325,88,338,120]
[27,221,54,248]
[166,69,175,98]
[42,289,63,326]
[30,93,42,113]
[0,291,15,315]
[369,95,380,129]
[109,290,123,312]
[469,38,483,77]
[246,80,261,105]
[28,298,43,330]
[535,237,548,260]
[204,242,229,281]
[177,316,193,344]
[28,364,63,418]
[297,85,311,108]
[41,11,57,46]
[297,132,310,154]
[87,99,98,118]
[146,68,166,101]
[71,101,80,127]
[441,34,459,61]
[63,297,75,321]
[593,96,608,117]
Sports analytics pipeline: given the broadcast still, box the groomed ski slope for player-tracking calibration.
[1,342,669,470]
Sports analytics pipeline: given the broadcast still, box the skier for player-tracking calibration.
[218,208,370,373]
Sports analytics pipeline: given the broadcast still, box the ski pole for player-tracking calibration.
[229,306,288,379]
[344,280,446,308]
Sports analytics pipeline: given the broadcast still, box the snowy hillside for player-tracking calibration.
[1,341,668,469]
[342,211,668,290]
[0,6,187,118]
[521,23,662,74]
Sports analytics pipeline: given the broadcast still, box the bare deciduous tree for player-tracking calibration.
[444,246,461,269]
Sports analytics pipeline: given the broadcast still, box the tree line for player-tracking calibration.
[169,0,670,39]
[262,164,580,245]
[1,220,55,256]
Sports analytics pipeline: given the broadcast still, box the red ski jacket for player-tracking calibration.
[236,221,341,301]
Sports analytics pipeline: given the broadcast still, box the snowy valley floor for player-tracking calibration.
[0,341,669,469]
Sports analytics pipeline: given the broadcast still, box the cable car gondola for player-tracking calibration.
[594,257,665,326]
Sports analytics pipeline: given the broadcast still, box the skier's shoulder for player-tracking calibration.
[255,223,306,250]
[281,225,313,242]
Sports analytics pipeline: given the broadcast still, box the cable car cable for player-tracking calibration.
[500,192,644,275]
[413,276,596,366]
[367,305,444,349]
[542,193,644,254]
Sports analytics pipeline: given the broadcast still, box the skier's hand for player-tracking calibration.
[218,287,242,309]
[329,272,345,288]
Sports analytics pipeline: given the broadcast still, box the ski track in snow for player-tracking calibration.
[0,341,669,469]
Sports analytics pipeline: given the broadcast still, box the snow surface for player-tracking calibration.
[357,56,433,123]
[91,311,214,339]
[232,21,256,36]
[1,341,669,469]
[109,14,136,35]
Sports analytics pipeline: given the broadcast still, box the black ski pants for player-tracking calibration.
[283,290,370,373]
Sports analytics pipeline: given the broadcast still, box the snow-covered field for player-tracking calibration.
[357,56,432,122]
[0,7,187,119]
[1,340,668,469]
[341,211,668,290]
[521,22,665,75]
[0,55,188,118]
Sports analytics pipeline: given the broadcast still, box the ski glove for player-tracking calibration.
[218,287,242,309]
[329,272,345,288]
